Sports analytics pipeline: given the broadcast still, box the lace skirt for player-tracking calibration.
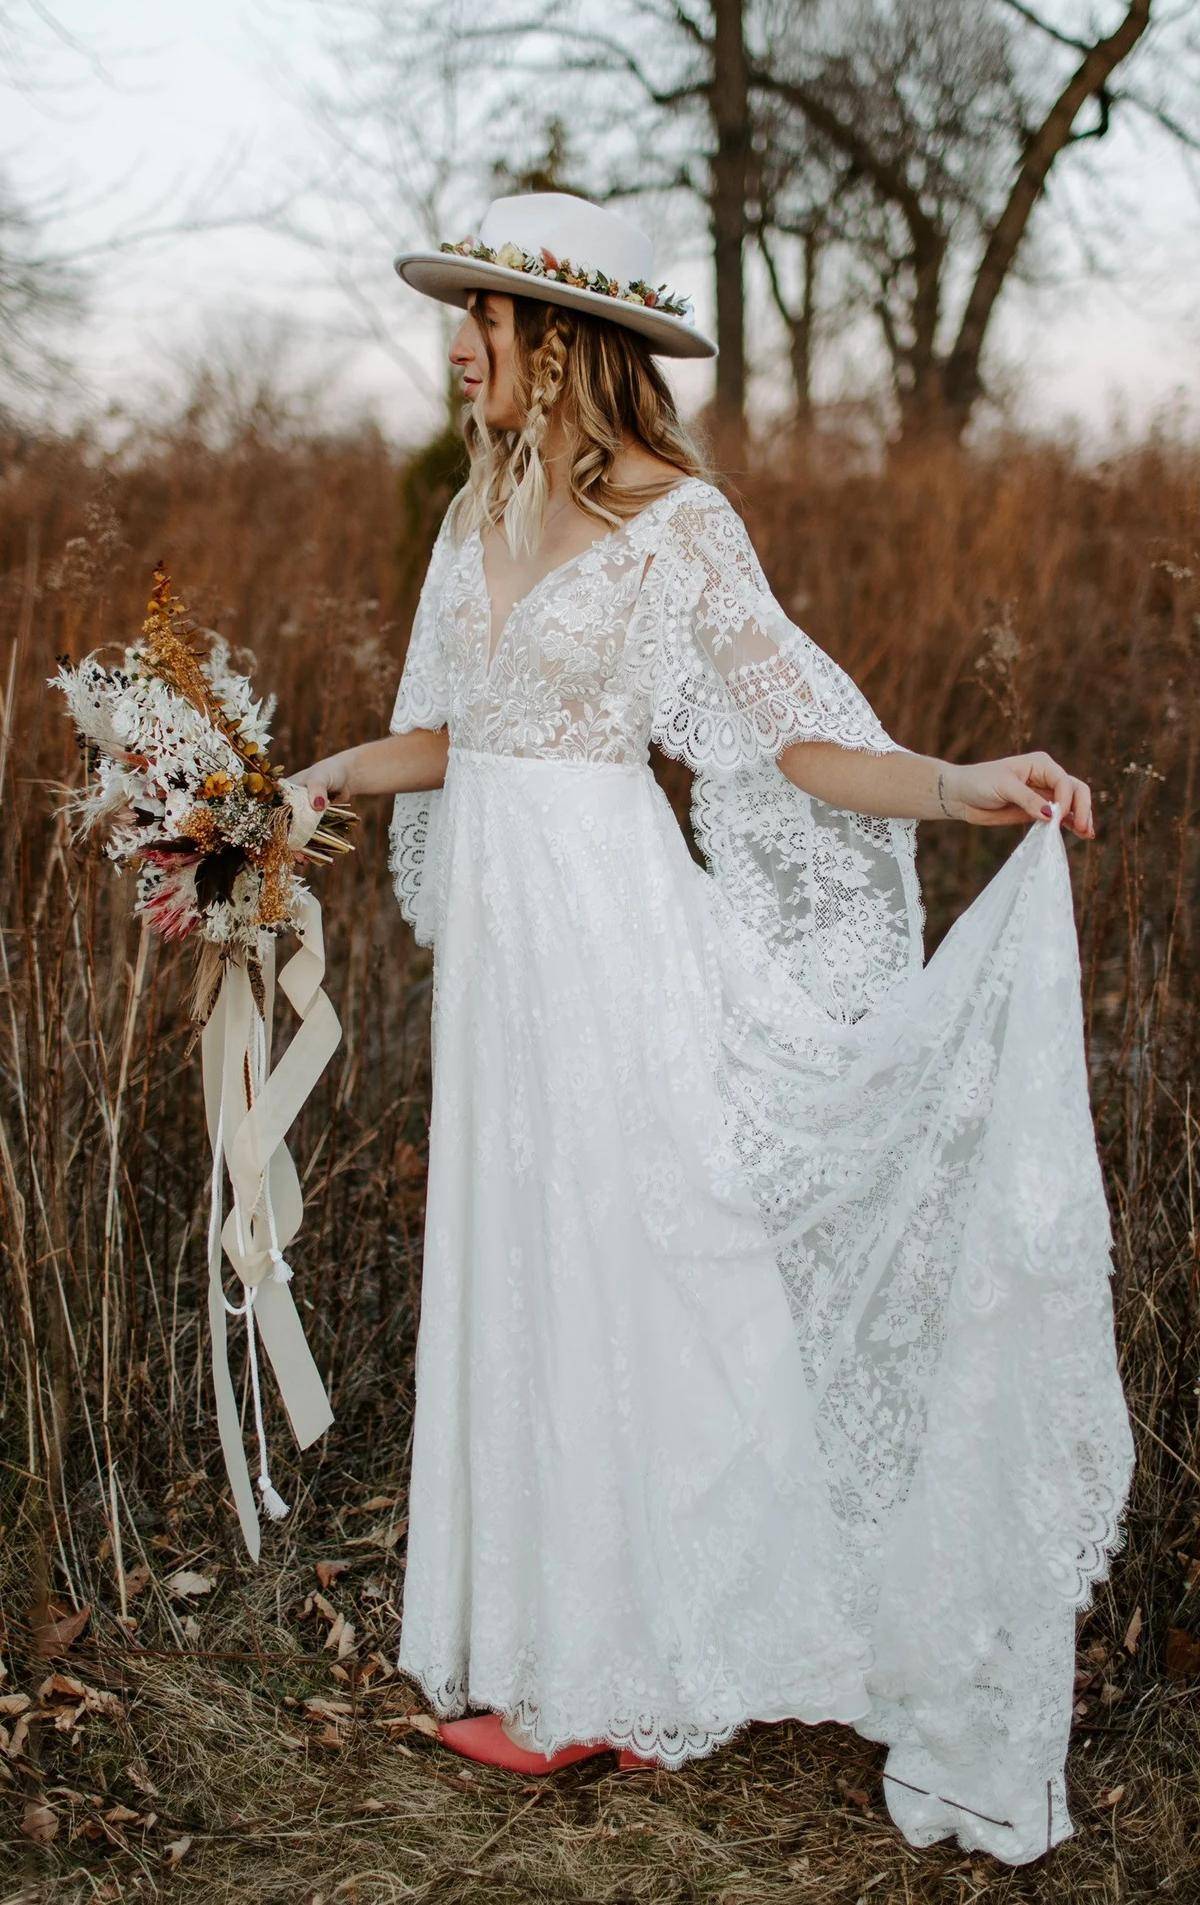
[394,745,1134,1866]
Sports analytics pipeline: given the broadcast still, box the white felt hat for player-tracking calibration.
[394,191,717,360]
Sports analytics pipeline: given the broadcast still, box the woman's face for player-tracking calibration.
[449,291,522,431]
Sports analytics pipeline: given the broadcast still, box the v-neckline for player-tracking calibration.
[474,476,703,671]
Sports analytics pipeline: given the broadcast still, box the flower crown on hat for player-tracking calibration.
[438,235,695,322]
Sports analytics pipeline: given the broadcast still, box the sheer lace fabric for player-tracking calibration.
[386,477,1134,1864]
[388,478,922,1019]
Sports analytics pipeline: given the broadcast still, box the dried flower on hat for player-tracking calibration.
[438,235,694,321]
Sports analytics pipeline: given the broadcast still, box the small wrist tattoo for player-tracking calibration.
[937,770,953,819]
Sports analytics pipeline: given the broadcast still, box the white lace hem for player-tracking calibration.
[396,1632,1088,1866]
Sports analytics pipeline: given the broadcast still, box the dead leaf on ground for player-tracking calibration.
[1165,1627,1200,1679]
[166,1568,215,1600]
[316,1559,351,1588]
[32,1599,92,1656]
[37,1673,123,1724]
[300,1589,339,1626]
[324,1613,358,1659]
[22,1800,59,1844]
[303,1696,354,1722]
[838,1775,876,1805]
[404,1711,440,1738]
[164,1833,192,1867]
[1123,1605,1143,1653]
[1098,1784,1126,1807]
[103,1803,146,1826]
[345,1521,404,1552]
[2,1708,33,1759]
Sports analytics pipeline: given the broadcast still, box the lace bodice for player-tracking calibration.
[390,476,925,1020]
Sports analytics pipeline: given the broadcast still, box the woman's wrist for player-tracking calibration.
[335,747,361,801]
[935,762,966,821]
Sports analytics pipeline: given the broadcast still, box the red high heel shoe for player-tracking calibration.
[435,1714,659,1774]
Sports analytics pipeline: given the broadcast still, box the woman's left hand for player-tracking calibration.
[944,754,1096,837]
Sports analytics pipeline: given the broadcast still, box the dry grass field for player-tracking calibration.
[1,409,1198,1902]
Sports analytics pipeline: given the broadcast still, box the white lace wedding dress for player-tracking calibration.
[385,474,1135,1865]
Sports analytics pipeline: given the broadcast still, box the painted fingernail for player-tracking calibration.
[1041,804,1053,818]
[314,794,326,809]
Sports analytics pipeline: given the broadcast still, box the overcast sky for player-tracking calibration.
[5,0,1199,450]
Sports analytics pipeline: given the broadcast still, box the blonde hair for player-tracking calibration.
[447,294,714,557]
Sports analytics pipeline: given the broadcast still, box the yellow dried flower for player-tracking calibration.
[257,809,294,925]
[179,805,221,852]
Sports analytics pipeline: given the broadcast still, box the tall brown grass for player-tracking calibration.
[2,406,1197,1901]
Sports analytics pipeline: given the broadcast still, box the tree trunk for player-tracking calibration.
[789,226,817,422]
[710,0,750,459]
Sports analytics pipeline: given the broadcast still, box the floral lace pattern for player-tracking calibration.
[384,480,1134,1866]
[389,478,922,1019]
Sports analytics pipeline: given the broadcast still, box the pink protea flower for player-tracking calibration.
[140,859,202,941]
[142,888,200,941]
[140,847,206,870]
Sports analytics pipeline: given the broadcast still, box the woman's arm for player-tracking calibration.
[777,740,1096,839]
[290,727,448,808]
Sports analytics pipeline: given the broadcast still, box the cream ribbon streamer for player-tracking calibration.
[199,783,340,1560]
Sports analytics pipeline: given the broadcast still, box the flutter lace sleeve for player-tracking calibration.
[647,489,925,1021]
[386,503,458,939]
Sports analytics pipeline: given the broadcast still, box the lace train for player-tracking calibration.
[392,749,1132,1866]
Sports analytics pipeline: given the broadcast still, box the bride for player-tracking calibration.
[294,192,1134,1866]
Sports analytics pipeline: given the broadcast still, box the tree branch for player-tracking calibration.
[945,0,1154,409]
[1109,82,1200,152]
[747,58,942,253]
[999,0,1090,53]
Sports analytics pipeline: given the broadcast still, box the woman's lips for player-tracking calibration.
[463,377,481,392]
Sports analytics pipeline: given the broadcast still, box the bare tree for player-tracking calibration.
[750,0,1178,439]
[0,2,316,421]
[298,0,1198,446]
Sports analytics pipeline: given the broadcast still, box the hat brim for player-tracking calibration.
[393,251,717,360]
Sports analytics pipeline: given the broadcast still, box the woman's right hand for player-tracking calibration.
[289,753,355,813]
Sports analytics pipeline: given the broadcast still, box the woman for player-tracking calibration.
[295,193,1134,1866]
